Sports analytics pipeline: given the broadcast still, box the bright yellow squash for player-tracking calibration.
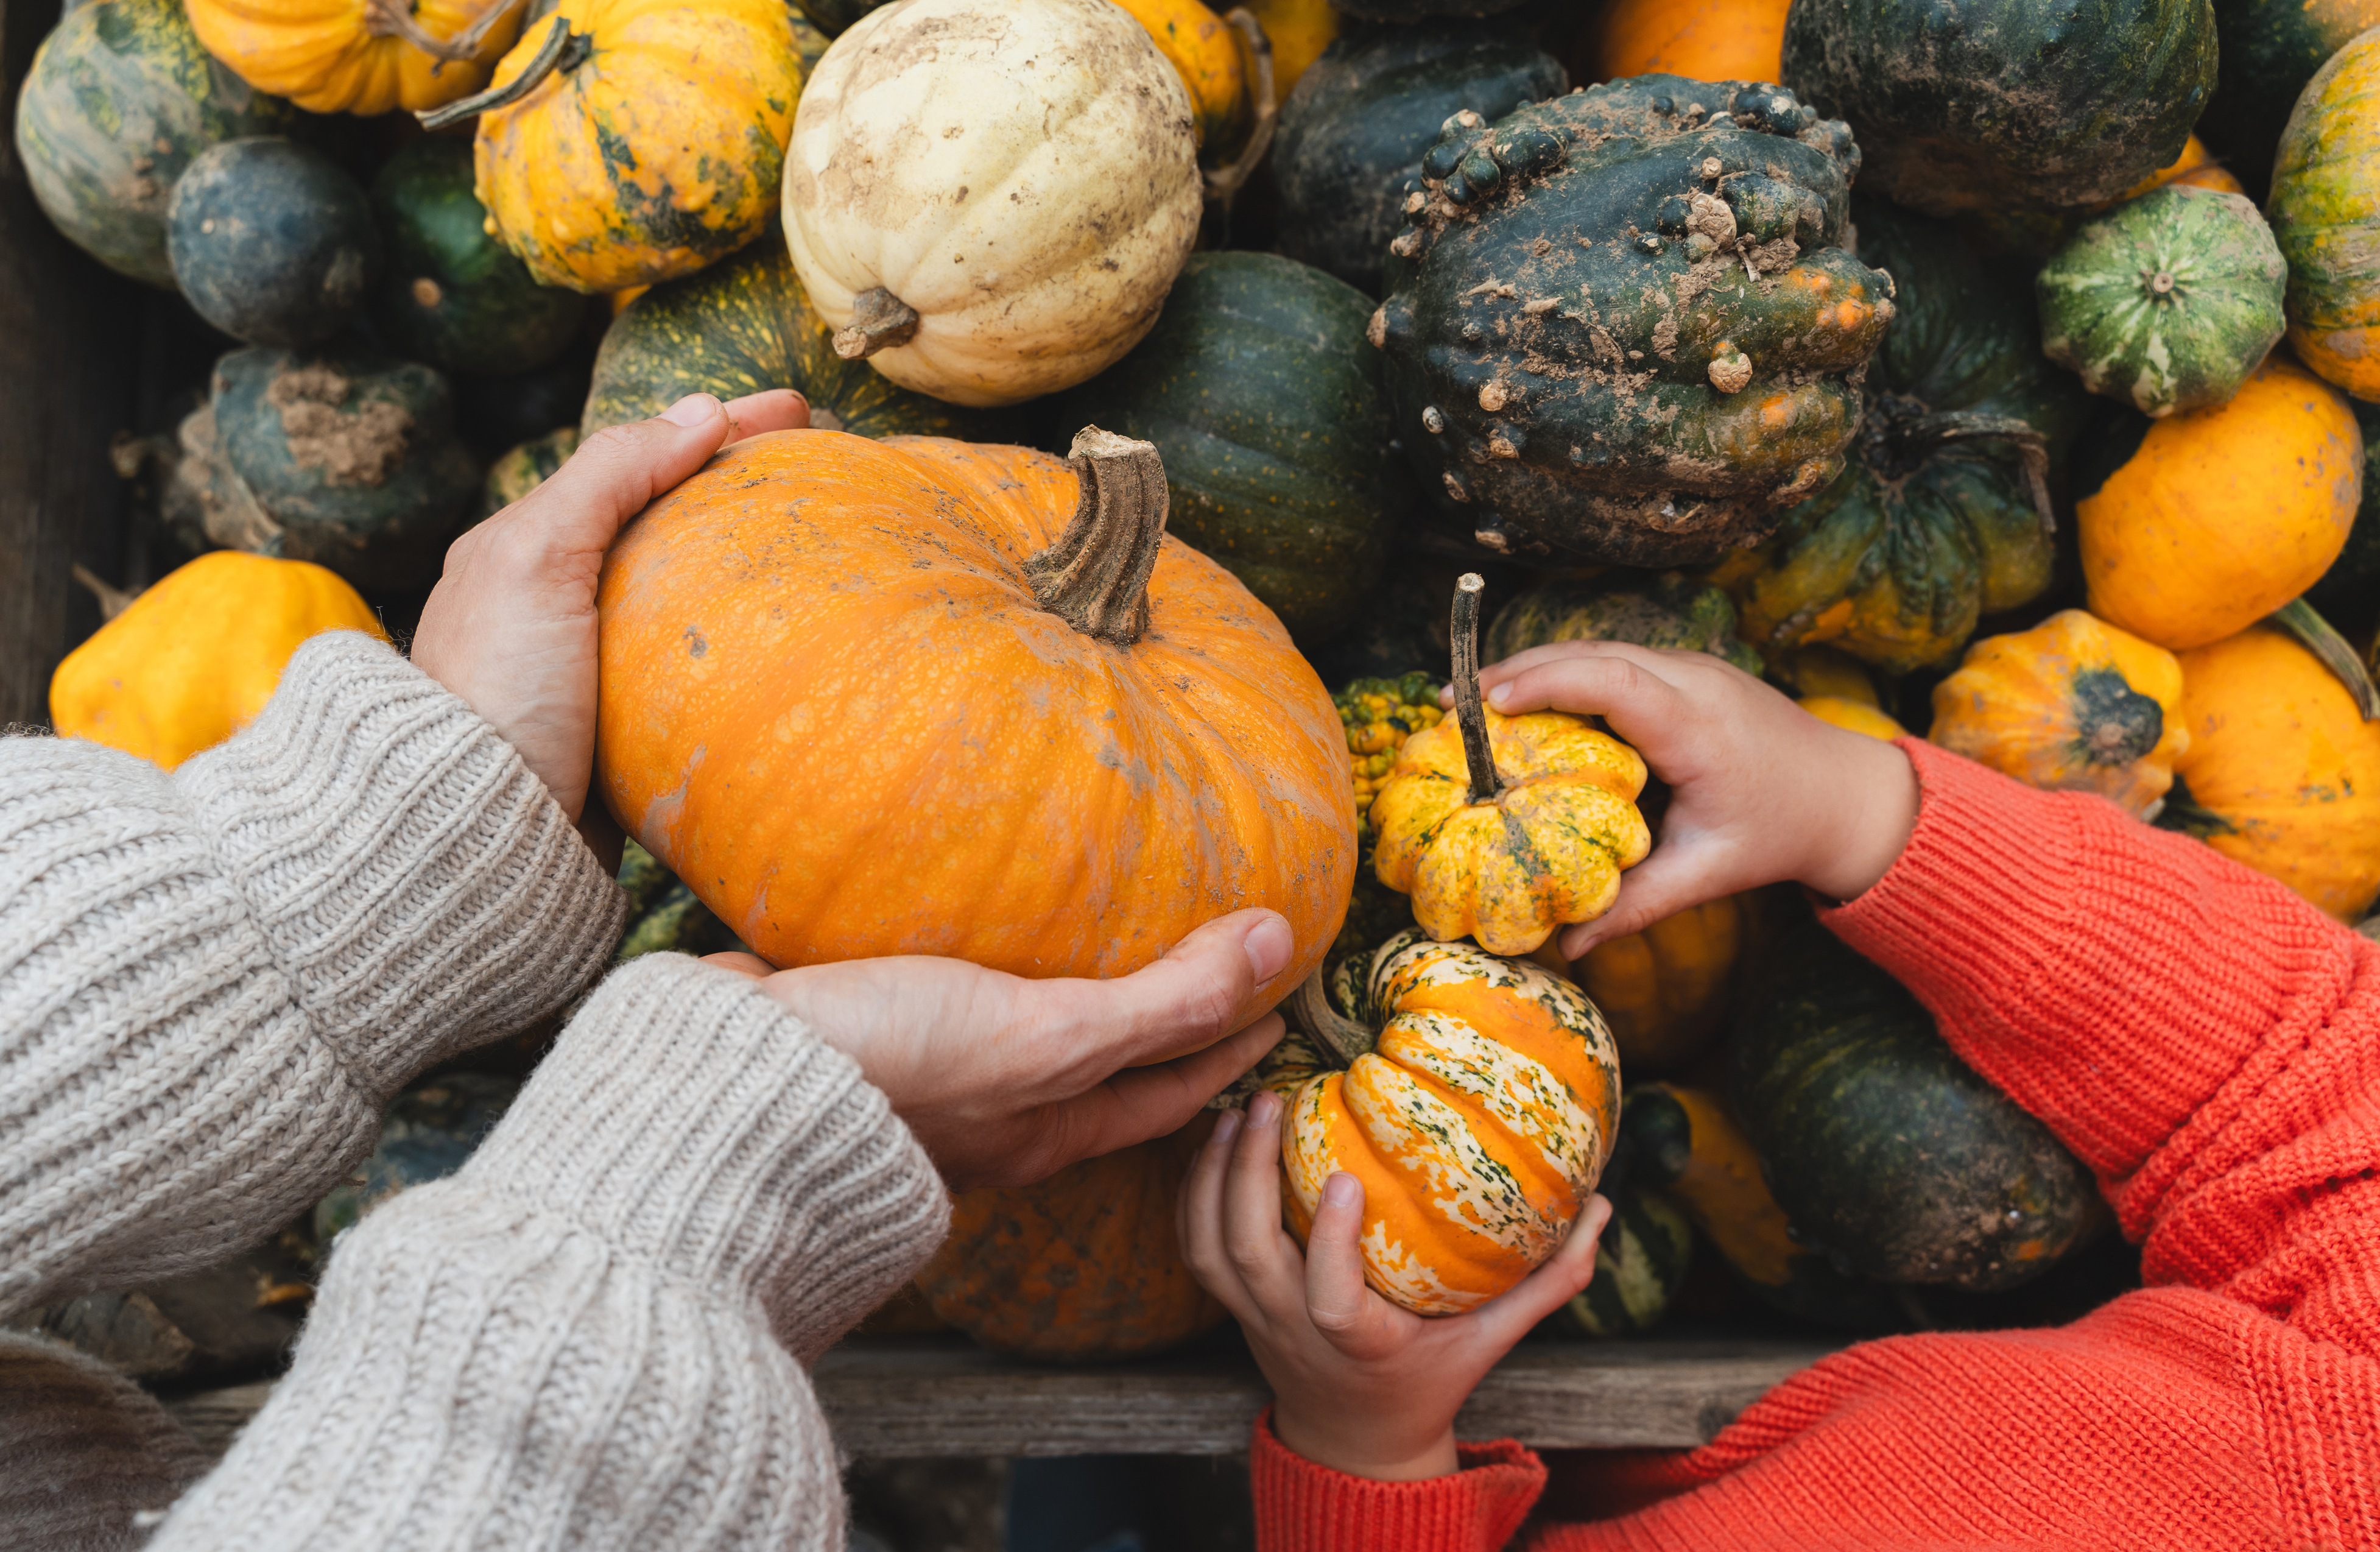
[1929,610,2189,817]
[1573,896,1744,1075]
[1242,0,1334,101]
[188,0,524,115]
[49,552,387,770]
[1799,697,1910,740]
[1586,0,1789,83]
[1109,0,1250,155]
[2079,356,2362,651]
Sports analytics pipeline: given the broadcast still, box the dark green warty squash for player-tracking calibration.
[13,0,295,289]
[371,138,588,379]
[1780,0,2219,216]
[2037,184,2287,419]
[1487,571,1764,673]
[2196,0,2380,202]
[1372,76,1893,568]
[1054,252,1398,640]
[1559,1183,1692,1338]
[581,233,1031,442]
[166,137,379,349]
[477,427,580,520]
[1705,199,2093,674]
[1273,21,1565,296]
[1729,919,2108,1293]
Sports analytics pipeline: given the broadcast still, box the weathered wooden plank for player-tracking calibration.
[162,1378,275,1462]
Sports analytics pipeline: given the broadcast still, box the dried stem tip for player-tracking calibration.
[1451,572,1503,805]
[833,287,922,361]
[1023,427,1169,646]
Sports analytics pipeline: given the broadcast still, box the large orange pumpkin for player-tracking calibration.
[594,428,1354,989]
[1583,0,1787,83]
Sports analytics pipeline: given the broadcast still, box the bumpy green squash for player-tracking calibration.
[581,234,1029,442]
[1560,1183,1692,1338]
[1053,253,1396,640]
[2038,185,2287,419]
[1706,200,2093,674]
[1729,920,2107,1292]
[372,139,588,379]
[477,427,580,520]
[1780,0,2218,216]
[1487,571,1763,674]
[1273,21,1565,296]
[1373,76,1893,568]
[2197,0,2380,202]
[13,0,295,289]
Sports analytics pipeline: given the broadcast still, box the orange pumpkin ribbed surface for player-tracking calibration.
[593,427,1354,987]
[2079,356,2363,651]
[1574,895,1744,1075]
[186,0,524,116]
[1586,0,1789,83]
[1258,930,1622,1316]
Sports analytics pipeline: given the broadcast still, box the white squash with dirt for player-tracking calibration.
[780,0,1203,407]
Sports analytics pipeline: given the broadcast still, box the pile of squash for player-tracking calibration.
[31,0,2380,1360]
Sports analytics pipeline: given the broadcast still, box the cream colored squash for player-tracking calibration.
[780,0,1202,407]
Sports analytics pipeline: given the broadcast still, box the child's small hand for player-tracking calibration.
[1180,1089,1611,1481]
[1475,641,1920,959]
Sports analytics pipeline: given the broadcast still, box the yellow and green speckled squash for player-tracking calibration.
[2267,27,2380,402]
[187,0,522,116]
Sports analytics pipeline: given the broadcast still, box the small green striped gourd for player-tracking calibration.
[1561,1185,1692,1338]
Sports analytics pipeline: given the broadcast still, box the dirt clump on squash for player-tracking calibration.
[264,364,413,486]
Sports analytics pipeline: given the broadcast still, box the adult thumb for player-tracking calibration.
[1044,908,1297,1075]
[515,389,808,554]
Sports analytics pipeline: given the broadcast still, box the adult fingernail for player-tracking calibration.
[1248,1089,1280,1127]
[660,393,721,428]
[1242,913,1293,982]
[1487,681,1512,708]
[1322,1172,1361,1210]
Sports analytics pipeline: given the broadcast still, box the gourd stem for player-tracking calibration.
[1894,411,2055,537]
[1024,427,1169,646]
[364,0,520,64]
[1452,573,1503,805]
[1201,10,1278,206]
[2270,597,2380,722]
[415,17,588,130]
[832,287,923,361]
[1290,968,1376,1067]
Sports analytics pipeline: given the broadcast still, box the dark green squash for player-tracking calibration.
[1333,0,1530,21]
[1052,252,1398,639]
[477,427,580,520]
[792,0,889,37]
[2037,185,2287,418]
[1487,571,1764,674]
[371,138,588,378]
[2196,0,2380,202]
[166,137,379,348]
[1705,199,2093,674]
[1273,21,1565,296]
[1559,1183,1692,1338]
[1780,0,2219,216]
[1728,920,2108,1293]
[581,233,1031,442]
[12,0,296,289]
[1373,76,1893,568]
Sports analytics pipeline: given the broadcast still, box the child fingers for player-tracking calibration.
[1465,1194,1614,1353]
[1477,649,1694,749]
[1301,1172,1378,1345]
[1557,844,1736,958]
[1179,1106,1258,1310]
[1219,1090,1309,1312]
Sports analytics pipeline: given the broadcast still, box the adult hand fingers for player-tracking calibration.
[1465,1194,1613,1353]
[1218,1090,1309,1313]
[700,951,778,981]
[719,388,809,445]
[1026,909,1295,1083]
[1008,1013,1286,1182]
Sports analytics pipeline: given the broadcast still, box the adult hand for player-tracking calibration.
[410,390,808,856]
[1180,1090,1612,1481]
[1472,641,1920,959]
[703,908,1295,1191]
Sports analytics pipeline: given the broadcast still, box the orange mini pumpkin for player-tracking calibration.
[594,428,1354,989]
[1573,895,1744,1075]
[1259,929,1622,1315]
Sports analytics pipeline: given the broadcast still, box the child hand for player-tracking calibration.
[1476,641,1919,960]
[1179,1088,1611,1481]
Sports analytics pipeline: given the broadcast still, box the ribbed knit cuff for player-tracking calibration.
[174,632,627,1099]
[1250,1409,1544,1552]
[1822,740,2354,1199]
[463,954,950,1364]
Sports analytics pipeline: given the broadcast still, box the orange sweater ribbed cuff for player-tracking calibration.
[1249,1408,1544,1552]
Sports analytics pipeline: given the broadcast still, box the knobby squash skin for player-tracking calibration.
[1272,20,1565,297]
[2079,355,2362,650]
[49,551,387,771]
[1705,200,2092,674]
[579,235,1032,442]
[1486,571,1764,675]
[372,138,588,378]
[2197,0,2380,203]
[1928,609,2190,817]
[2267,30,2380,402]
[1054,252,1398,640]
[1729,920,2107,1293]
[1780,0,2218,216]
[13,0,295,289]
[2037,185,2287,419]
[166,137,379,349]
[186,0,523,116]
[594,431,1354,984]
[2163,624,2380,922]
[1374,76,1892,568]
[918,1117,1227,1361]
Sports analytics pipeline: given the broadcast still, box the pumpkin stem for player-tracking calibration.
[1290,967,1376,1067]
[832,287,923,361]
[1201,10,1278,207]
[364,0,520,65]
[1025,427,1169,646]
[1451,572,1504,805]
[1893,411,2055,537]
[2270,597,2380,722]
[414,17,590,130]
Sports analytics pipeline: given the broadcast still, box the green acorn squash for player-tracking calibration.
[1373,75,1893,568]
[1273,20,1565,296]
[166,137,378,349]
[2197,0,2380,202]
[371,138,588,379]
[13,0,295,289]
[1729,920,2108,1293]
[580,233,1030,442]
[1559,1183,1692,1338]
[1052,252,1397,640]
[1487,571,1764,674]
[1780,0,2218,216]
[477,427,580,520]
[1705,199,2093,674]
[2037,185,2287,418]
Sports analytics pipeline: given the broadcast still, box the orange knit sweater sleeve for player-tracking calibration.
[1251,739,2380,1552]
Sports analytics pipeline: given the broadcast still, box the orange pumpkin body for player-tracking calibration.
[188,0,523,115]
[1574,895,1744,1075]
[594,430,1353,987]
[1585,0,1788,82]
